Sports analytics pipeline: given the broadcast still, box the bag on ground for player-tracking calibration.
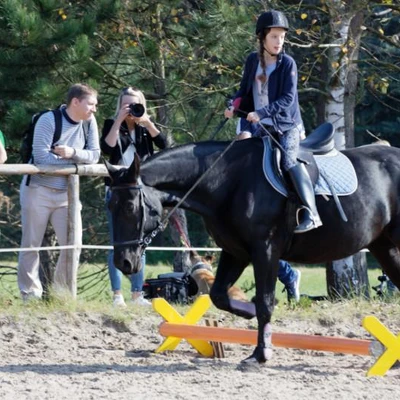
[143,272,198,304]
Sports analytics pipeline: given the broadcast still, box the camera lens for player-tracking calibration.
[128,103,145,117]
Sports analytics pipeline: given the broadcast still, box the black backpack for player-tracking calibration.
[20,108,63,163]
[20,107,90,163]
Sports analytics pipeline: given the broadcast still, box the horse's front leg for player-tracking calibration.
[243,243,279,364]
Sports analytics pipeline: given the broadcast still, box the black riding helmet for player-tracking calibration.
[256,10,289,34]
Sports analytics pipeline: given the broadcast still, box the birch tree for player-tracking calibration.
[324,0,370,298]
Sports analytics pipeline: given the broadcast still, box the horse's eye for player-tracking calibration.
[149,208,159,217]
[124,202,136,215]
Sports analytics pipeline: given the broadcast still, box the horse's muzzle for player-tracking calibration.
[113,249,142,275]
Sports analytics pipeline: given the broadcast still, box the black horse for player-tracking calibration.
[106,138,400,363]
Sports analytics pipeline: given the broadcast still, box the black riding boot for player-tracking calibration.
[288,163,322,234]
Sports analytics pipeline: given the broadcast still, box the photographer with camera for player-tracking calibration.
[101,86,167,307]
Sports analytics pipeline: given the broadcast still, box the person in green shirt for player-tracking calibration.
[0,130,7,163]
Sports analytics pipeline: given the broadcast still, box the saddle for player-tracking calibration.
[263,122,358,221]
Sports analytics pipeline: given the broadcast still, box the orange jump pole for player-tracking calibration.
[159,322,372,356]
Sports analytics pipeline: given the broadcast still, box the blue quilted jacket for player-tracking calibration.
[232,51,303,133]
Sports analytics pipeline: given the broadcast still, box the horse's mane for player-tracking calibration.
[142,140,231,165]
[142,138,263,166]
[139,139,263,188]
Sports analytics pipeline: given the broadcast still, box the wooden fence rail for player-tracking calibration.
[0,163,109,177]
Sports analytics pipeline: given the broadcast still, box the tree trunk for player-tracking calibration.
[325,1,369,298]
[152,4,172,145]
[344,10,365,148]
[168,209,192,273]
[151,5,191,273]
[326,252,369,299]
[325,1,351,149]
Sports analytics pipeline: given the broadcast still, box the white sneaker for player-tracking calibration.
[22,293,42,303]
[131,293,151,307]
[113,294,127,308]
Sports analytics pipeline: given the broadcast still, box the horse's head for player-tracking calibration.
[105,156,163,275]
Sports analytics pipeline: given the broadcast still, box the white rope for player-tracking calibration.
[0,244,368,253]
[0,245,222,253]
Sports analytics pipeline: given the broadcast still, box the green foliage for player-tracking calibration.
[0,0,119,144]
[1,1,399,146]
[354,12,400,146]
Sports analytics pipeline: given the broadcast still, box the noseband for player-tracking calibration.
[110,183,164,249]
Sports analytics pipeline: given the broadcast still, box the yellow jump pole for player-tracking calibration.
[159,322,372,356]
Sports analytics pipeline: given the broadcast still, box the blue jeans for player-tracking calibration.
[105,188,145,293]
[387,278,397,294]
[278,260,296,286]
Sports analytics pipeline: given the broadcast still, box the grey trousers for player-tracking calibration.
[278,127,300,171]
[18,181,82,298]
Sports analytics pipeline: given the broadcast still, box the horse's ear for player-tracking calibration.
[127,153,141,182]
[104,158,119,176]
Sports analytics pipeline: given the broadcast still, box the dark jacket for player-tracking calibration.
[232,51,303,133]
[101,118,167,186]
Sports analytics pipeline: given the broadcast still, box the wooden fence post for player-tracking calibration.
[66,174,80,297]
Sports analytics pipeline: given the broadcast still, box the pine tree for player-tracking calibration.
[0,0,119,148]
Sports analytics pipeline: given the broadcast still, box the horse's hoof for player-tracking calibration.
[240,346,272,364]
[228,299,256,319]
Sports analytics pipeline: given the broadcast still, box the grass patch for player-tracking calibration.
[0,261,397,315]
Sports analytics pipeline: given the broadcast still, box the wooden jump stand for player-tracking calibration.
[152,295,400,377]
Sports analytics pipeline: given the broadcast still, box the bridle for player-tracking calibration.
[110,182,164,250]
[110,138,237,250]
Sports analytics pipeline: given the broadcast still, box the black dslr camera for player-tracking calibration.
[128,103,145,117]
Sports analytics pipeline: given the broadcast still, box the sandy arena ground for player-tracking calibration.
[0,305,398,400]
